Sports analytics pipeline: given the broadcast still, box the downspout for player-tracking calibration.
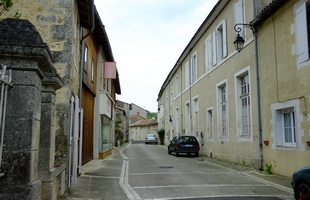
[253,0,263,170]
[79,0,95,101]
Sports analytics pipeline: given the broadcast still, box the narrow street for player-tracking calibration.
[66,142,294,200]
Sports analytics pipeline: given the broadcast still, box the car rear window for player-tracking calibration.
[147,134,156,137]
[178,136,197,142]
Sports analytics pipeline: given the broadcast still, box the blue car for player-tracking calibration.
[168,136,200,157]
[291,167,310,200]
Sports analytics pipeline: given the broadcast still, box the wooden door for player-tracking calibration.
[82,85,95,164]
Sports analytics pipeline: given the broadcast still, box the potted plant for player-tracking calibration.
[263,140,269,146]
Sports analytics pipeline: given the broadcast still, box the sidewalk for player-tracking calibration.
[62,145,294,200]
[61,146,128,200]
[199,156,293,193]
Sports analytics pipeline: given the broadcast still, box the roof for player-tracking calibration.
[130,119,158,127]
[251,0,285,26]
[129,113,146,120]
[77,0,94,29]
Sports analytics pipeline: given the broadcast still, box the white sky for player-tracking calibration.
[94,0,218,112]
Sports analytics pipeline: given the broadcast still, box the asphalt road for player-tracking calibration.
[120,142,294,200]
[66,142,294,200]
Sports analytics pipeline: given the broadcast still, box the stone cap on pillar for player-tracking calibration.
[42,71,64,93]
[0,18,60,78]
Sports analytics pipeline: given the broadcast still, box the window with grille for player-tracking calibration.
[240,75,251,136]
[220,85,227,136]
[272,99,301,149]
[282,108,296,147]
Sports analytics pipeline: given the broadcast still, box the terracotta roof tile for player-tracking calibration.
[130,119,158,127]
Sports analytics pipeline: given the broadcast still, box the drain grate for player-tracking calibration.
[159,166,174,169]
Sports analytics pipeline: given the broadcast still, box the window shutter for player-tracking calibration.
[185,61,189,88]
[275,111,283,146]
[295,2,309,63]
[212,31,217,65]
[205,39,208,71]
[222,19,227,58]
[234,0,244,36]
[206,35,212,71]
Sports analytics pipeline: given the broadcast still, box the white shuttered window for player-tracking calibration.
[185,61,190,89]
[234,0,245,37]
[295,1,309,63]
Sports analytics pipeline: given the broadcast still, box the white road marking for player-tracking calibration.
[143,194,293,200]
[119,144,142,200]
[203,160,294,194]
[133,183,267,189]
[81,174,120,179]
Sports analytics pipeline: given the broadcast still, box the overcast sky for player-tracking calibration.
[94,0,218,112]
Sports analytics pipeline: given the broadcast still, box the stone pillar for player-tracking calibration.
[39,73,64,200]
[0,19,63,199]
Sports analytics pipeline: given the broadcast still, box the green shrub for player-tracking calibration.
[265,164,272,174]
[157,128,165,145]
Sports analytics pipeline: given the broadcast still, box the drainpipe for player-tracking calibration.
[253,0,263,170]
[79,0,95,101]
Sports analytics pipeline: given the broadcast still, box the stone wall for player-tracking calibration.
[0,19,63,200]
[3,0,82,165]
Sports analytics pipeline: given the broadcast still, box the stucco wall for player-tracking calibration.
[257,0,310,177]
[158,0,262,168]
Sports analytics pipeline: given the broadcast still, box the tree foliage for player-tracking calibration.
[157,128,165,145]
[0,0,21,18]
[0,0,13,15]
[147,112,157,120]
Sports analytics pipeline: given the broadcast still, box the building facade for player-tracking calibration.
[0,0,121,199]
[130,119,158,142]
[129,103,148,119]
[158,0,262,168]
[252,0,310,177]
[158,0,310,178]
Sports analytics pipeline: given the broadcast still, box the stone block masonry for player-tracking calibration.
[0,19,63,200]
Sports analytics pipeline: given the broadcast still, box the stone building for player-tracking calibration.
[251,0,310,177]
[0,18,64,200]
[157,0,261,167]
[157,0,310,178]
[129,103,148,119]
[0,0,121,199]
[130,119,158,142]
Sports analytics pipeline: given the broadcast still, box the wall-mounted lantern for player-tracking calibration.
[233,23,255,52]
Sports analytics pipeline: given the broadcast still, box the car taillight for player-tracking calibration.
[146,137,148,139]
[155,137,157,139]
[176,142,181,147]
[196,143,200,148]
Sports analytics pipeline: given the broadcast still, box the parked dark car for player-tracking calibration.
[145,134,158,144]
[168,136,200,157]
[291,166,310,200]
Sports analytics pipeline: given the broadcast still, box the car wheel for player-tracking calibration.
[168,148,171,155]
[296,183,310,200]
[195,152,199,157]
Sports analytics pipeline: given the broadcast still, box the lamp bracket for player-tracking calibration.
[234,23,255,34]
